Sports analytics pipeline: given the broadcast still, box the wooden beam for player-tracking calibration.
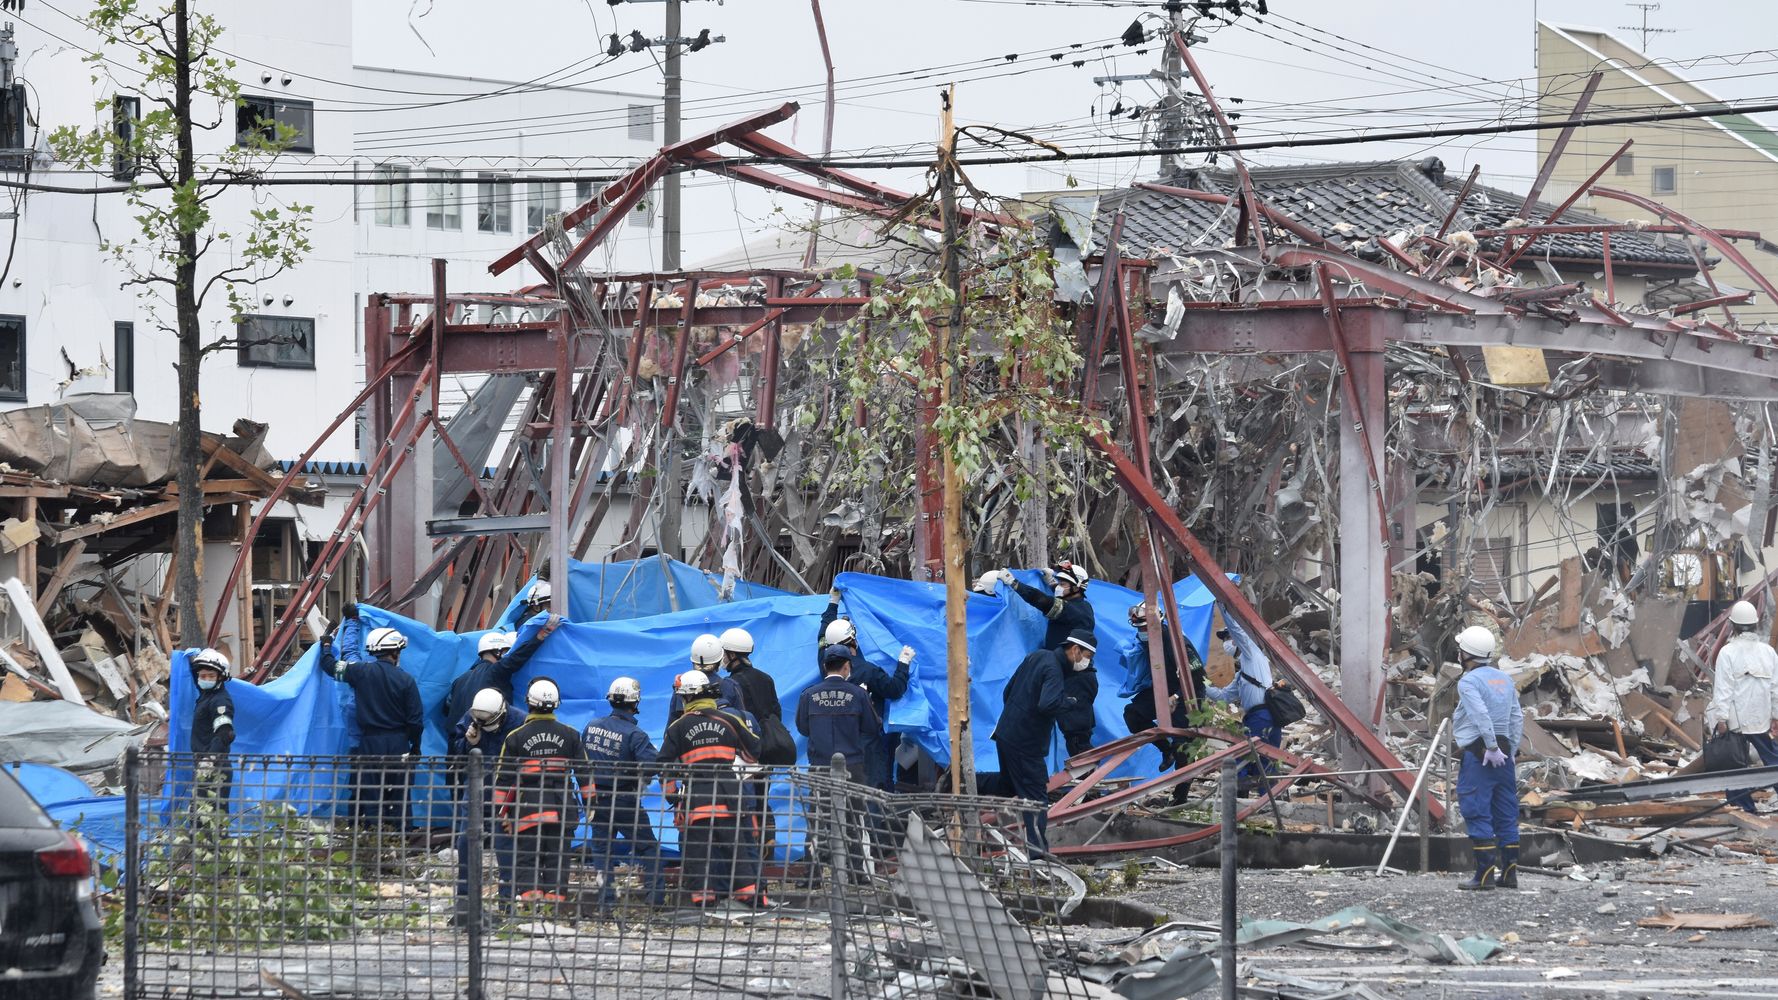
[0,484,71,499]
[16,498,35,604]
[55,493,254,543]
[198,437,284,494]
[235,503,255,668]
[1,577,83,703]
[35,540,88,616]
[164,478,259,495]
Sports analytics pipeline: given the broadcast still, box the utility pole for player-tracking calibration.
[663,0,682,272]
[1157,0,1187,179]
[936,85,975,797]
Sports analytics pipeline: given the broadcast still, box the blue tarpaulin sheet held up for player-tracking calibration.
[165,567,1225,823]
[494,556,791,629]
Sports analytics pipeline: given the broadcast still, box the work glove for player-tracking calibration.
[898,645,916,666]
[996,569,1015,586]
[1040,567,1057,588]
[1482,746,1508,768]
[464,726,481,747]
[540,613,563,637]
[828,588,843,606]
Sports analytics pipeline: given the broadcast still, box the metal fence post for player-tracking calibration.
[826,753,849,999]
[466,749,485,1000]
[123,746,140,1000]
[1219,760,1237,1000]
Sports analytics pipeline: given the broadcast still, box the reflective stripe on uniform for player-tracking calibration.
[687,804,731,823]
[514,809,560,832]
[681,746,738,763]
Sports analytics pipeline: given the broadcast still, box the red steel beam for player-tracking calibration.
[1592,186,1778,309]
[1089,432,1438,821]
[1436,165,1481,239]
[492,102,801,277]
[1499,139,1633,269]
[696,283,824,367]
[1172,31,1265,252]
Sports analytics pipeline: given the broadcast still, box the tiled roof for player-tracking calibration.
[1093,158,1698,270]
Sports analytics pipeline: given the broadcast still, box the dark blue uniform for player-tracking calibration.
[993,647,1068,852]
[582,707,664,903]
[668,672,748,722]
[817,602,911,790]
[443,631,548,726]
[659,702,765,906]
[1059,663,1099,758]
[449,705,523,906]
[497,714,595,899]
[318,644,424,825]
[189,660,237,809]
[1009,581,1097,652]
[796,675,881,783]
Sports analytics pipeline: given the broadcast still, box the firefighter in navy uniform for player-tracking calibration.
[189,648,238,810]
[998,560,1097,651]
[496,677,595,902]
[994,629,1096,855]
[581,677,665,906]
[448,688,524,919]
[668,633,749,723]
[659,669,768,908]
[318,623,425,826]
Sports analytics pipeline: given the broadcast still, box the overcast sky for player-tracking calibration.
[354,0,1778,263]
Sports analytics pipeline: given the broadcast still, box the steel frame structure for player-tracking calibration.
[213,39,1778,844]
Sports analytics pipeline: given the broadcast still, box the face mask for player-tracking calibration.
[1053,584,1069,598]
[1222,641,1238,659]
[197,678,218,691]
[1073,659,1091,672]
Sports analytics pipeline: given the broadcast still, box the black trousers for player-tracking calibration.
[589,794,662,899]
[509,816,573,898]
[995,739,1050,853]
[354,731,412,826]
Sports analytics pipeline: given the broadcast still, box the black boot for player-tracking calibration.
[1457,841,1497,891]
[1495,843,1519,889]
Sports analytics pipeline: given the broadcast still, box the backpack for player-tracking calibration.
[1242,669,1307,728]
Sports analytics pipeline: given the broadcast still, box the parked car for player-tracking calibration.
[0,766,102,1000]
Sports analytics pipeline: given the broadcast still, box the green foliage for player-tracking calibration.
[47,0,313,342]
[132,796,395,947]
[821,225,1108,537]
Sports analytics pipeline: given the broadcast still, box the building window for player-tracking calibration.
[374,165,410,226]
[572,180,599,237]
[114,321,135,393]
[476,173,512,233]
[629,195,652,229]
[112,96,140,181]
[236,95,315,153]
[0,82,24,171]
[0,315,23,402]
[236,315,316,370]
[527,182,558,231]
[1652,165,1678,195]
[1615,153,1635,175]
[628,104,655,142]
[1472,536,1515,603]
[426,170,462,230]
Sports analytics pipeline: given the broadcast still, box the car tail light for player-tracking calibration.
[37,834,93,878]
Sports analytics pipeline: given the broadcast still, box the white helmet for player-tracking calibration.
[607,676,641,706]
[823,618,856,646]
[366,627,408,655]
[972,570,1001,594]
[191,648,231,677]
[526,677,561,712]
[690,633,724,667]
[719,627,754,654]
[470,688,507,722]
[1730,600,1760,627]
[1455,625,1496,659]
[525,580,553,607]
[477,631,515,656]
[1053,561,1090,590]
[1127,602,1150,627]
[677,669,712,699]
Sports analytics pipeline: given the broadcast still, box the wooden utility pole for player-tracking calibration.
[937,86,975,795]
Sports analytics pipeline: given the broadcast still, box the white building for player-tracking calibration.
[0,1,661,466]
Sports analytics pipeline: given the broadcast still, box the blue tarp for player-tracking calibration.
[167,567,1222,789]
[494,556,791,628]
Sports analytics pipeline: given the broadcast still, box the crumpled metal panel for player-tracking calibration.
[896,812,1048,1000]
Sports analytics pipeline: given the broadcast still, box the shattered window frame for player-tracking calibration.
[114,321,135,394]
[235,95,315,154]
[476,173,513,234]
[235,314,317,371]
[0,314,23,402]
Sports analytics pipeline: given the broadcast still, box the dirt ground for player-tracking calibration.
[1083,854,1778,998]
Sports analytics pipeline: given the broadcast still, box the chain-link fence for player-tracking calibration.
[123,750,1093,999]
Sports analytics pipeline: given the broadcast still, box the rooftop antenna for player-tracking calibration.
[1618,3,1677,53]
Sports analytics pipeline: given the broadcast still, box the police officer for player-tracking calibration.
[189,648,237,810]
[817,591,914,790]
[1121,602,1204,756]
[448,688,523,918]
[497,677,595,902]
[668,634,749,722]
[997,560,1097,652]
[797,650,882,783]
[319,623,424,826]
[660,669,767,908]
[1451,625,1524,891]
[993,629,1096,854]
[443,615,560,726]
[582,677,665,905]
